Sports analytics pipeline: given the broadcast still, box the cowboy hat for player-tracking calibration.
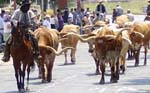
[20,0,32,13]
[19,0,32,7]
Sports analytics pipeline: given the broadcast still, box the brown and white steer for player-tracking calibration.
[34,26,73,83]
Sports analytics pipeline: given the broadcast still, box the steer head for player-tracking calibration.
[95,35,122,59]
[129,31,144,51]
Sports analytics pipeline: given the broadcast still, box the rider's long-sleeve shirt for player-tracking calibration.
[11,9,34,27]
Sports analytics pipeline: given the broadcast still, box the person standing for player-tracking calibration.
[115,4,124,17]
[63,8,69,24]
[57,9,64,31]
[0,10,5,43]
[43,14,51,29]
[144,0,150,21]
[50,14,57,29]
[72,8,78,25]
[68,8,74,24]
[126,9,134,22]
[3,14,11,42]
[95,1,106,15]
[146,0,150,16]
[112,8,117,23]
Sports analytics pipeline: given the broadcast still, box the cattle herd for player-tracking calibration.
[4,14,150,91]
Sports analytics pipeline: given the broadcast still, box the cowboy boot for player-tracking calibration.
[30,35,42,60]
[1,36,12,62]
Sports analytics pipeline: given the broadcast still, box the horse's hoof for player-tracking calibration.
[47,78,52,82]
[20,88,25,92]
[99,80,105,84]
[95,71,100,75]
[135,63,139,67]
[88,49,93,53]
[42,79,47,83]
[64,63,68,65]
[111,79,118,83]
[71,58,76,63]
[47,80,51,83]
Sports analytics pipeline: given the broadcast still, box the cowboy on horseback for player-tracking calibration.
[2,0,41,62]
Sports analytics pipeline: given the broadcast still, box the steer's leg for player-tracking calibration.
[88,41,93,53]
[144,45,147,66]
[110,65,118,83]
[47,57,54,82]
[99,61,105,84]
[120,56,125,74]
[116,58,120,80]
[134,46,141,67]
[91,51,100,74]
[95,59,100,75]
[64,49,68,65]
[41,60,46,83]
[71,48,76,64]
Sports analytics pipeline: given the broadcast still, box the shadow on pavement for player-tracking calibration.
[122,77,150,85]
[58,62,75,66]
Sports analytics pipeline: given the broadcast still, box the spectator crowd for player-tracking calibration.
[0,1,137,45]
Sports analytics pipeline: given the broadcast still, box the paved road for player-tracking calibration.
[0,15,150,93]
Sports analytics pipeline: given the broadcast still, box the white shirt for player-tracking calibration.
[68,12,73,22]
[50,17,55,24]
[43,19,51,29]
[126,13,134,22]
[11,9,34,27]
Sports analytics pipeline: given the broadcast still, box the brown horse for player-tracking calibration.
[10,24,35,92]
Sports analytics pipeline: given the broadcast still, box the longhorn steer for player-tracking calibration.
[34,27,73,82]
[60,24,80,65]
[64,27,130,84]
[130,22,149,66]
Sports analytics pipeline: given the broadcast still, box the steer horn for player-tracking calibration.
[116,28,131,39]
[39,45,75,56]
[63,32,96,42]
